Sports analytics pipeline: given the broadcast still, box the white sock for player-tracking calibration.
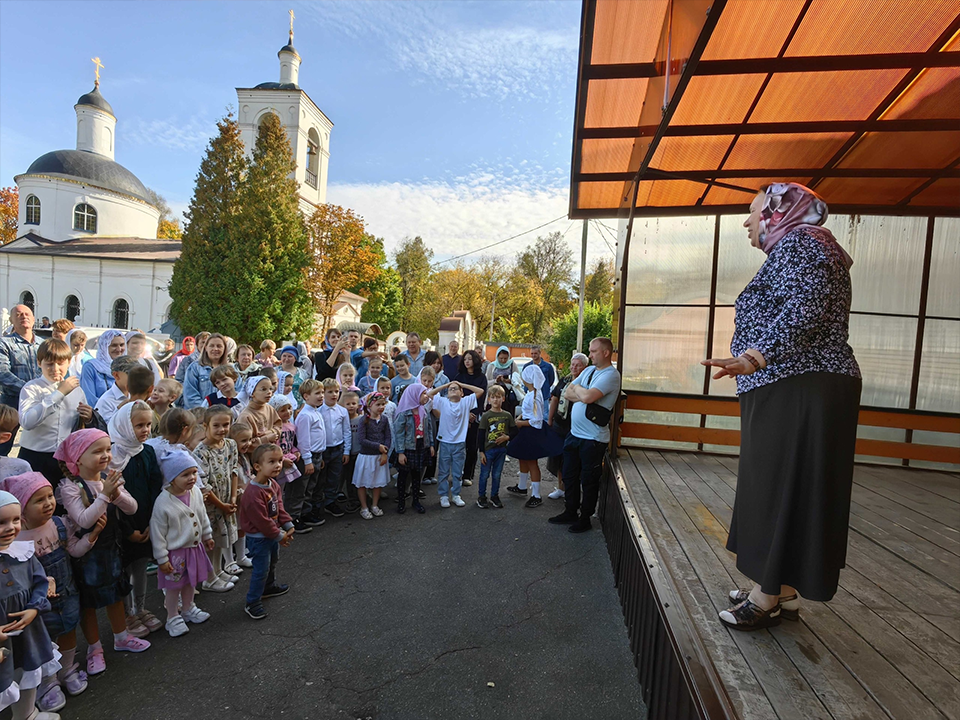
[518,472,529,490]
[113,630,129,645]
[234,536,246,559]
[531,481,541,498]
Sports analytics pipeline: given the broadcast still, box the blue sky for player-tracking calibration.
[0,0,616,265]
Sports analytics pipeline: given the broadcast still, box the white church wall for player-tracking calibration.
[17,177,160,241]
[0,253,172,330]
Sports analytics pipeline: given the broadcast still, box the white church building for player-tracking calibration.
[0,23,333,332]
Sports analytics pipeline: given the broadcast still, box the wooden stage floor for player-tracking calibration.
[617,448,960,720]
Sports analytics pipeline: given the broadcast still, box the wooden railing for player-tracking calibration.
[619,391,960,466]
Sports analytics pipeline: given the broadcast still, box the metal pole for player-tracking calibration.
[576,219,588,352]
[489,294,495,342]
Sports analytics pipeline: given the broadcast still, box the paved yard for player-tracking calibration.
[64,462,645,720]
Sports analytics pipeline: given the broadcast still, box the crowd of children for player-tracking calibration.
[0,329,570,718]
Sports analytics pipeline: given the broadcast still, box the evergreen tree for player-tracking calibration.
[169,113,246,333]
[583,258,615,306]
[546,301,613,374]
[230,113,313,342]
[394,236,433,330]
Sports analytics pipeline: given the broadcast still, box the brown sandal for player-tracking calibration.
[719,598,782,631]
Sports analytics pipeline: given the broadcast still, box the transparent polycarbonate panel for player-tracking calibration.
[916,319,960,413]
[621,306,709,393]
[621,409,700,451]
[708,307,738,397]
[703,414,742,455]
[625,216,715,305]
[848,314,917,408]
[716,214,764,305]
[826,214,926,315]
[927,218,960,319]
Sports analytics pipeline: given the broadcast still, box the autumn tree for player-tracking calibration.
[583,258,615,306]
[230,113,313,342]
[394,236,433,330]
[305,205,380,332]
[169,113,246,334]
[145,187,183,239]
[509,231,575,341]
[347,234,403,334]
[0,187,18,245]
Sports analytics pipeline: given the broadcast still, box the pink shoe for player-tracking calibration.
[86,647,106,675]
[113,635,151,653]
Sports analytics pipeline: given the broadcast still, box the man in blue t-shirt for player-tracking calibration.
[529,345,555,404]
[548,337,620,534]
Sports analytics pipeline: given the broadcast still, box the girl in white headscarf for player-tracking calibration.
[65,328,94,379]
[505,363,565,508]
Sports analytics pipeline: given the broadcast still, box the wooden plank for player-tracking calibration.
[626,393,741,417]
[622,422,741,446]
[855,439,960,465]
[855,468,960,528]
[850,487,960,557]
[858,409,960,434]
[825,585,960,720]
[865,465,960,504]
[838,566,960,684]
[620,452,781,720]
[678,453,739,510]
[641,450,885,720]
[802,597,954,720]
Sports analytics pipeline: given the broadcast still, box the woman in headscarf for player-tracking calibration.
[703,182,861,631]
[485,345,518,414]
[279,345,308,406]
[453,350,488,486]
[505,363,564,508]
[166,336,195,380]
[80,330,126,407]
[65,328,94,379]
[124,332,162,387]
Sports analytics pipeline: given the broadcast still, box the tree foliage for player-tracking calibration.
[546,301,613,374]
[305,205,380,332]
[583,258,615,306]
[347,234,403,334]
[394,236,433,331]
[512,231,575,340]
[0,187,18,245]
[145,187,183,239]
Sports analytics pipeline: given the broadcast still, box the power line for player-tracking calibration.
[591,219,617,256]
[431,214,568,267]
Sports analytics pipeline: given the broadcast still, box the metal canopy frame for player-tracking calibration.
[569,0,960,219]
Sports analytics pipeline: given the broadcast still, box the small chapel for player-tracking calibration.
[0,17,333,332]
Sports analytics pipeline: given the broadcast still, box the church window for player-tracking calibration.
[25,195,41,225]
[306,128,320,189]
[74,203,97,233]
[19,291,35,314]
[112,298,129,329]
[65,295,81,322]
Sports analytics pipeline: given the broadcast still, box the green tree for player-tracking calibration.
[514,231,575,340]
[305,205,380,331]
[583,258,615,306]
[546,301,613,374]
[348,234,403,334]
[145,187,183,239]
[394,236,433,330]
[229,113,313,342]
[169,113,246,334]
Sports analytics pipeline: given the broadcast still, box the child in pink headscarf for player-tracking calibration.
[1,472,92,711]
[53,429,150,676]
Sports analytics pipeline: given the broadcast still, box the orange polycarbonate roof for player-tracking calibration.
[569,0,960,217]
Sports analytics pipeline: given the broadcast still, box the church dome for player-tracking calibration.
[75,86,114,116]
[24,149,154,205]
[254,81,299,90]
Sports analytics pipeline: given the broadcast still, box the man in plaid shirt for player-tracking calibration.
[0,304,41,455]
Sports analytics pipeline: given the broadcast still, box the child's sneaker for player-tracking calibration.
[548,487,565,499]
[507,484,527,495]
[360,508,373,520]
[525,495,543,508]
[293,518,313,534]
[114,635,151,653]
[238,555,254,568]
[371,505,384,517]
[165,616,190,638]
[62,665,88,696]
[125,614,149,638]
[137,609,163,633]
[245,603,267,620]
[262,583,289,598]
[86,647,105,675]
[37,683,67,712]
[476,495,489,509]
[461,478,473,486]
[413,501,426,514]
[490,495,504,509]
[439,496,451,508]
[182,604,211,623]
[452,495,466,507]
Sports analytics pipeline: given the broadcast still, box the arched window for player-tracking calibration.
[112,298,129,329]
[306,128,320,189]
[73,203,97,233]
[19,291,35,314]
[25,195,41,225]
[65,295,81,322]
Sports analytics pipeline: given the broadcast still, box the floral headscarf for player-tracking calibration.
[239,375,270,404]
[54,429,109,477]
[362,392,386,417]
[757,182,852,269]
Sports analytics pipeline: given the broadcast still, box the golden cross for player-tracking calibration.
[289,9,295,41]
[91,56,104,87]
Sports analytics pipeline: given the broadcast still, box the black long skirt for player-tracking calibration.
[727,371,862,602]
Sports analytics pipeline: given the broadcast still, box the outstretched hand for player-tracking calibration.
[700,355,758,379]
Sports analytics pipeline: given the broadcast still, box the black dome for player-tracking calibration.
[75,86,114,116]
[24,150,154,205]
[279,43,299,56]
[254,81,299,90]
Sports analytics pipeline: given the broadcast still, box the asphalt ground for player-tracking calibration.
[51,458,645,720]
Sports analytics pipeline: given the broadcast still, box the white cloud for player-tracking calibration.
[302,1,577,102]
[125,115,216,153]
[326,173,614,270]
